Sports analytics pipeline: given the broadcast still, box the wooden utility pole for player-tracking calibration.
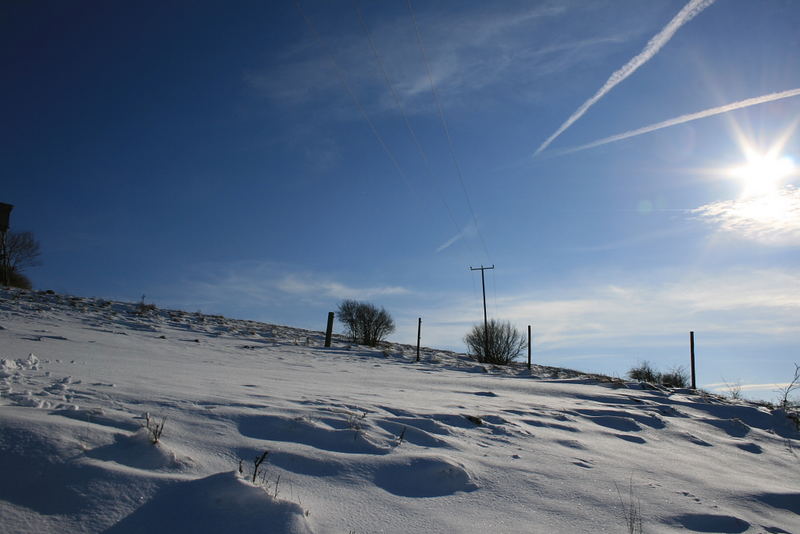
[470,265,494,359]
[416,317,422,362]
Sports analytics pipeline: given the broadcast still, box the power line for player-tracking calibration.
[352,0,468,254]
[490,267,498,318]
[406,0,492,263]
[293,0,418,201]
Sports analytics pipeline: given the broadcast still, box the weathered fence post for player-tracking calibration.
[416,317,422,362]
[0,203,12,287]
[324,312,334,348]
[527,325,531,370]
[690,331,696,389]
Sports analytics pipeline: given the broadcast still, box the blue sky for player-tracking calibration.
[4,0,799,399]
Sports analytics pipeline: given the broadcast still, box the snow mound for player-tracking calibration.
[86,429,192,471]
[238,414,390,455]
[104,472,313,534]
[373,456,477,497]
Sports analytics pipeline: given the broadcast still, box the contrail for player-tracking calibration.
[553,88,800,156]
[533,0,716,156]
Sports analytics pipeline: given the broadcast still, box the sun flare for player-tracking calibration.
[697,126,800,243]
[729,150,795,198]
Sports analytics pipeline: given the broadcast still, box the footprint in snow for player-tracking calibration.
[572,458,593,469]
[374,420,449,448]
[702,418,750,438]
[237,414,389,455]
[669,513,749,533]
[555,439,586,450]
[753,492,800,514]
[615,434,646,444]
[736,442,763,454]
[587,415,642,433]
[683,432,713,447]
[373,456,477,497]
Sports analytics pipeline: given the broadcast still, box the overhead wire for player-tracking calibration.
[293,0,420,202]
[351,0,474,261]
[489,267,497,317]
[405,0,492,264]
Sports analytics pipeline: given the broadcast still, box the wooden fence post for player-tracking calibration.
[690,331,696,389]
[416,317,422,362]
[527,325,531,370]
[324,312,334,347]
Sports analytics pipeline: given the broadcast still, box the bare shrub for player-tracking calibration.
[660,366,689,388]
[777,363,800,411]
[240,450,282,498]
[144,413,166,444]
[0,268,32,289]
[4,231,41,271]
[723,378,743,400]
[464,319,526,366]
[628,362,688,388]
[252,450,269,484]
[337,300,395,347]
[628,361,660,383]
[1,231,41,289]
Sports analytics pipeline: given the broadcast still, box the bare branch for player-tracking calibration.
[5,231,41,271]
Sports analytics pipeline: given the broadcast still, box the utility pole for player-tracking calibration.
[470,265,494,359]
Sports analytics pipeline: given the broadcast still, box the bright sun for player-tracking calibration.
[698,125,800,241]
[729,150,795,198]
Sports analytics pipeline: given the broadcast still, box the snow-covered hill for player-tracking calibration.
[1,288,797,533]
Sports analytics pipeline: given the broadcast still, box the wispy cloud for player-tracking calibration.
[157,261,410,325]
[276,274,409,300]
[435,221,478,253]
[247,3,643,118]
[553,88,800,156]
[694,185,800,245]
[534,0,716,156]
[413,268,800,350]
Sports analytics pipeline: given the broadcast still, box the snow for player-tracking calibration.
[0,287,798,533]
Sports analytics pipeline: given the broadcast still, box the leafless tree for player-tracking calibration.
[5,231,41,271]
[1,231,41,288]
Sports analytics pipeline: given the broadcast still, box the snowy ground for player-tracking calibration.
[0,288,798,533]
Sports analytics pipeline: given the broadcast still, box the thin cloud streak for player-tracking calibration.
[705,382,792,392]
[534,0,716,156]
[694,185,800,245]
[435,221,478,253]
[415,269,800,350]
[554,88,800,156]
[277,274,409,300]
[159,261,410,320]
